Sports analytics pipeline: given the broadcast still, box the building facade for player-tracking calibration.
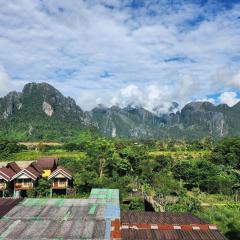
[0,157,72,198]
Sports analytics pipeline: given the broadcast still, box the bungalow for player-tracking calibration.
[0,167,16,197]
[11,165,41,198]
[48,166,72,196]
[0,158,73,198]
[36,157,58,177]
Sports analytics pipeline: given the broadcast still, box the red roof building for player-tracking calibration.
[11,165,41,198]
[36,157,59,177]
[0,157,72,198]
[0,163,21,197]
[0,167,16,194]
[48,166,72,196]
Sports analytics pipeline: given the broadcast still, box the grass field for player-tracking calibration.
[19,142,63,147]
[1,149,86,161]
[149,150,210,160]
[1,148,210,162]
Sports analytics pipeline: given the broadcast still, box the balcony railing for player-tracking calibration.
[14,182,33,190]
[52,181,68,189]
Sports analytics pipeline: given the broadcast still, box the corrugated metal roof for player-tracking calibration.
[1,198,109,239]
[0,199,22,217]
[120,212,226,240]
[0,188,121,240]
[121,229,226,240]
[90,188,120,204]
[121,212,206,225]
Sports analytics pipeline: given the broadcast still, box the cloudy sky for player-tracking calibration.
[0,0,240,112]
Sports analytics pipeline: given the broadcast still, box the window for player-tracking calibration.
[59,179,66,184]
[23,179,32,185]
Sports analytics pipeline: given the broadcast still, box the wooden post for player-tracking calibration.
[66,179,68,196]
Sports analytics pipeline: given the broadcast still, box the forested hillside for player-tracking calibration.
[0,83,97,140]
[1,83,240,140]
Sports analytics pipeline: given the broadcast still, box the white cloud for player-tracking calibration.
[111,85,143,107]
[110,81,188,113]
[0,65,14,97]
[231,71,240,88]
[215,69,240,90]
[219,92,240,107]
[0,1,239,109]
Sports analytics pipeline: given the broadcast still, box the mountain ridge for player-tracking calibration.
[0,82,96,140]
[1,82,240,140]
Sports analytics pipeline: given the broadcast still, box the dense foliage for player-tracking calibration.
[0,136,239,238]
[0,140,26,159]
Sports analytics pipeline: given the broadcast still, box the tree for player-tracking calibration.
[35,178,51,197]
[210,137,240,168]
[166,195,201,213]
[74,171,98,192]
[86,138,115,179]
[128,197,145,211]
[153,155,173,172]
[119,145,147,174]
[115,157,131,177]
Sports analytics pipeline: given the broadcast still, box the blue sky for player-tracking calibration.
[0,0,240,112]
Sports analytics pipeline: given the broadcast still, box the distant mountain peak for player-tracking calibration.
[183,101,215,111]
[95,104,108,110]
[124,103,143,110]
[0,82,96,140]
[1,82,240,140]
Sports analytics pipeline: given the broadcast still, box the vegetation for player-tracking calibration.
[196,204,240,239]
[0,140,27,159]
[0,136,239,238]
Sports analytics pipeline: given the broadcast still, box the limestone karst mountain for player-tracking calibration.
[1,82,240,140]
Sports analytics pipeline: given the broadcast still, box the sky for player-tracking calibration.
[0,0,240,112]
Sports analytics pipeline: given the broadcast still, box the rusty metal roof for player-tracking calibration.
[0,199,22,217]
[121,229,226,240]
[121,212,206,225]
[0,189,120,240]
[119,212,226,240]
